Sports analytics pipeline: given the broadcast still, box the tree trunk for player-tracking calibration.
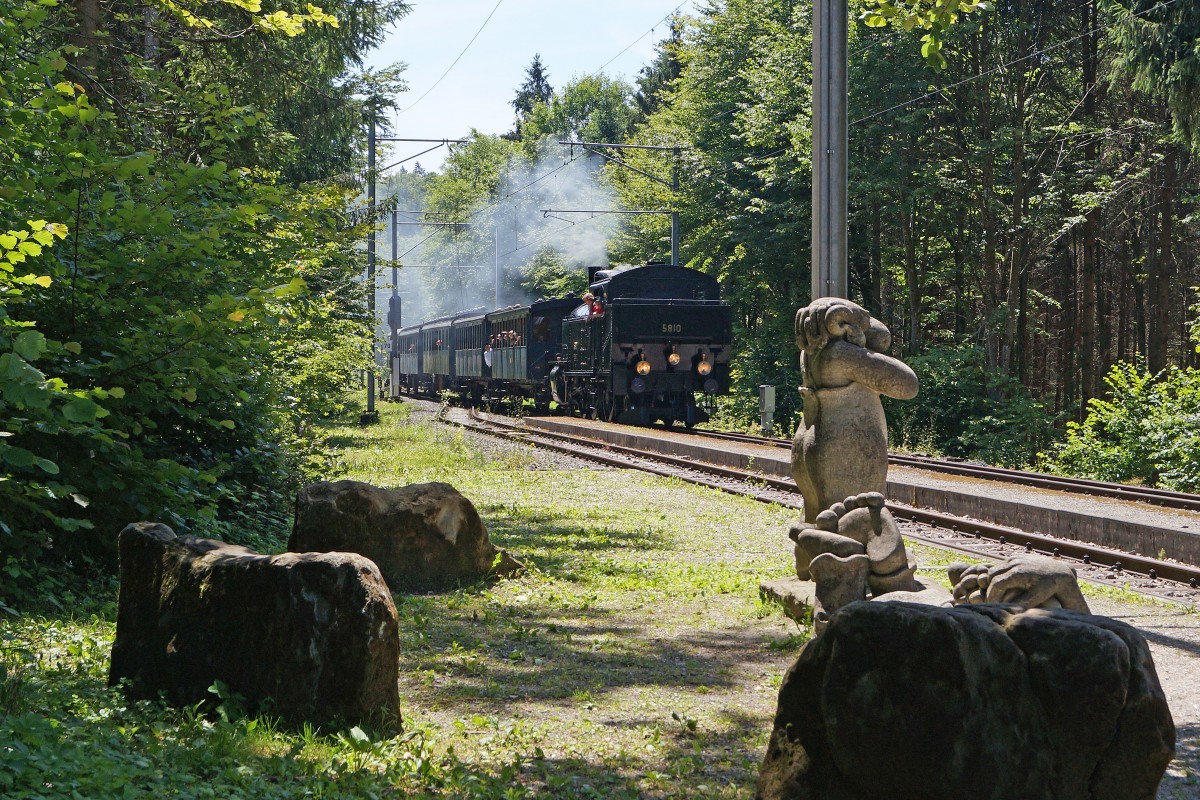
[1149,148,1175,375]
[1079,0,1099,402]
[71,0,100,70]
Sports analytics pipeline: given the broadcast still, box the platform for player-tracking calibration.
[521,416,1200,565]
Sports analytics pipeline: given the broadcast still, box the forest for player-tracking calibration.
[392,0,1200,487]
[3,0,1200,602]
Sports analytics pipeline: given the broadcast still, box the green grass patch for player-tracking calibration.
[3,401,808,798]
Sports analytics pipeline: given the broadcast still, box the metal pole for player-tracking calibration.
[671,148,680,265]
[494,227,500,308]
[366,110,378,417]
[391,209,398,357]
[812,0,848,300]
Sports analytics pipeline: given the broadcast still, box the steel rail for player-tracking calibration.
[458,411,1200,590]
[666,425,1200,513]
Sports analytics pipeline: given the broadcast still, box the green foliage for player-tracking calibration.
[886,346,1060,467]
[634,22,683,122]
[1051,362,1200,491]
[860,0,993,69]
[510,53,554,134]
[0,0,385,598]
[521,74,638,145]
[1,406,806,800]
[517,247,588,300]
[1110,0,1200,152]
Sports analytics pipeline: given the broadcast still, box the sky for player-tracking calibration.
[364,0,696,173]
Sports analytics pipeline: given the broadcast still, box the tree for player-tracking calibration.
[634,23,683,121]
[1,0,400,595]
[1110,0,1200,152]
[861,0,993,68]
[611,0,1200,466]
[511,53,554,134]
[521,74,637,145]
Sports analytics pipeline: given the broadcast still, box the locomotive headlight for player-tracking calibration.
[630,376,647,394]
[697,353,713,376]
[636,359,651,376]
[703,378,720,395]
[667,347,682,366]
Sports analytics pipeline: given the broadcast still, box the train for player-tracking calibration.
[389,262,734,427]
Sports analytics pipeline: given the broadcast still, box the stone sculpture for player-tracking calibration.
[791,297,918,522]
[949,553,1090,612]
[763,298,1171,799]
[109,522,401,727]
[290,480,522,592]
[785,301,1097,628]
[757,602,1175,800]
[788,299,924,625]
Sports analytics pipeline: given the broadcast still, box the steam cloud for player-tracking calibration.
[373,137,625,333]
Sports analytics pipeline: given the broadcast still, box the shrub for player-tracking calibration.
[1050,363,1200,491]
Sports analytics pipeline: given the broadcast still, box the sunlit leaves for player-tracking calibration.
[255,6,341,36]
[860,0,993,69]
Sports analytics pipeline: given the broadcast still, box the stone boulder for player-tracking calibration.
[109,523,400,727]
[290,480,519,591]
[757,602,1174,800]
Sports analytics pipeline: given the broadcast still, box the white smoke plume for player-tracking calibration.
[373,136,626,330]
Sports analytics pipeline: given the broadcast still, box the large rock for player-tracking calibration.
[757,602,1174,800]
[109,523,400,727]
[290,480,513,591]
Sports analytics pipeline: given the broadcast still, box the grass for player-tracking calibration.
[0,400,806,798]
[6,399,1193,798]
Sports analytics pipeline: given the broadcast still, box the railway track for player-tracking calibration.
[448,408,1200,605]
[668,426,1200,514]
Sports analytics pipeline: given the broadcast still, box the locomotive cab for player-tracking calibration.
[560,263,733,426]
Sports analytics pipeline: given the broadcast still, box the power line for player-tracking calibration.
[390,153,587,261]
[397,0,506,114]
[593,1,695,77]
[466,152,587,222]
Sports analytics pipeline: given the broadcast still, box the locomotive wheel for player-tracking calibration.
[591,388,611,421]
[605,391,620,423]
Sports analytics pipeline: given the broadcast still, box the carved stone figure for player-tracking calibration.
[785,299,1091,628]
[791,491,1094,630]
[787,299,921,626]
[949,554,1091,612]
[791,298,918,523]
[789,491,922,629]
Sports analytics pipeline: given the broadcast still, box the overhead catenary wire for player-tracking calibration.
[388,152,590,262]
[593,0,696,77]
[391,2,705,265]
[408,1,1167,269]
[397,0,506,115]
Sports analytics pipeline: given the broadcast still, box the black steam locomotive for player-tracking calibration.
[389,262,733,426]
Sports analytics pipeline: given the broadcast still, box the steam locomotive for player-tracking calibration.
[389,262,733,426]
